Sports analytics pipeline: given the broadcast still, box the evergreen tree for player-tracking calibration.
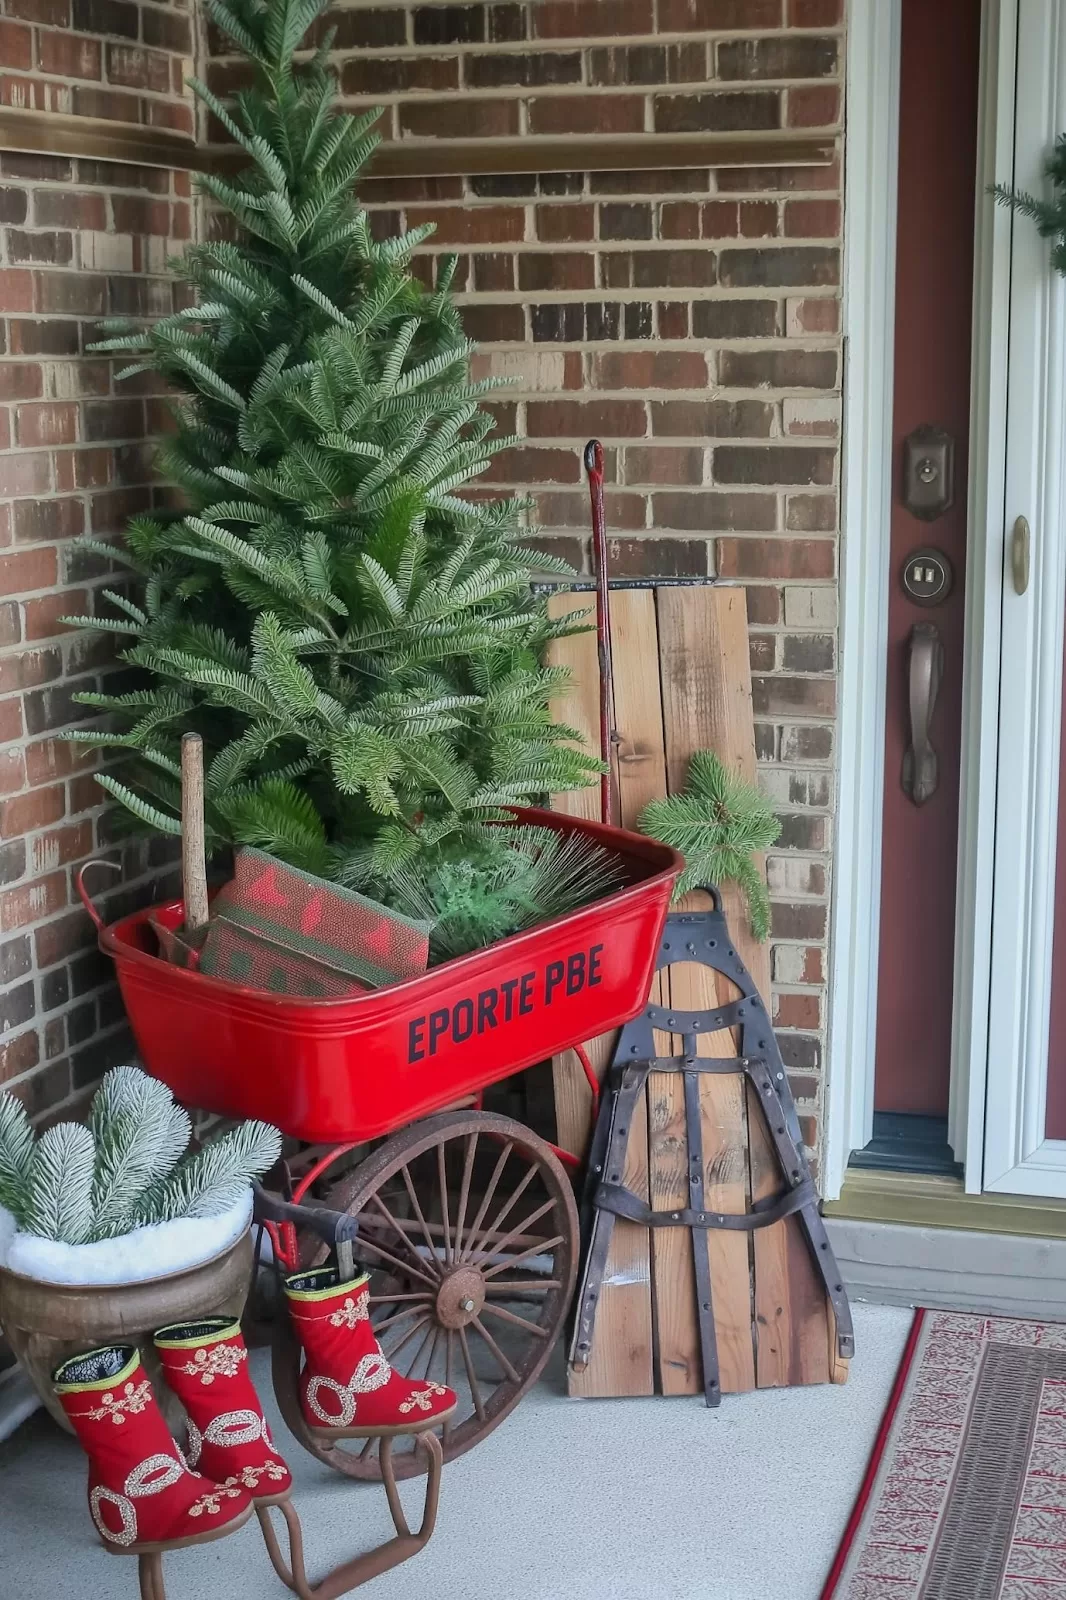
[66,0,602,951]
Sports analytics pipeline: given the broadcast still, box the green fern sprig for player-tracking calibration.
[639,750,781,942]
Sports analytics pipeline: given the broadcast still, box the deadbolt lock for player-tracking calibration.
[902,424,955,521]
[901,546,953,606]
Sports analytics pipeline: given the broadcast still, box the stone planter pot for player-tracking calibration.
[0,1229,253,1433]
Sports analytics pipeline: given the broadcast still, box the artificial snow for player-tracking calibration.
[0,1191,252,1287]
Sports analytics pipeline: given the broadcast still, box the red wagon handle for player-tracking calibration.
[584,439,616,829]
[75,857,122,931]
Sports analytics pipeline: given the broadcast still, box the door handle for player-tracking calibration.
[1012,515,1030,594]
[901,622,943,806]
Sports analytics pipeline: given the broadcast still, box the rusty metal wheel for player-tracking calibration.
[273,1110,578,1482]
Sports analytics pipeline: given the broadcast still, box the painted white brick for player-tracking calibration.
[783,397,841,437]
[785,585,838,629]
[80,233,134,273]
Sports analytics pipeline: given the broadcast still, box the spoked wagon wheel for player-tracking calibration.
[273,1110,579,1482]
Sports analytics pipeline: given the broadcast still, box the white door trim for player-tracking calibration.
[982,0,1066,1198]
[824,0,902,1200]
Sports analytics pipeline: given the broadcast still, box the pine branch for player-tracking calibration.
[22,1123,96,1244]
[0,1094,35,1222]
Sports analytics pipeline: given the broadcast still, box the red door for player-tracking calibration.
[872,0,982,1126]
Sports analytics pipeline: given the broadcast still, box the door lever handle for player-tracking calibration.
[1012,515,1031,594]
[902,622,943,806]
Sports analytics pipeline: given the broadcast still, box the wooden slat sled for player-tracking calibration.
[547,585,852,1399]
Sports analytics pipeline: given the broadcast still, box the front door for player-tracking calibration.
[869,0,982,1159]
[981,0,1066,1197]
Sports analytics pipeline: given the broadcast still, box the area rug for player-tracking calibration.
[822,1308,1066,1599]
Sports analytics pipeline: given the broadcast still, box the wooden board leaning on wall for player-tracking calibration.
[547,584,841,1398]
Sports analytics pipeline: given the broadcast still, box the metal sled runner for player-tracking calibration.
[569,891,854,1406]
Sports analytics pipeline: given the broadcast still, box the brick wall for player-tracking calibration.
[268,0,843,1163]
[0,0,194,1123]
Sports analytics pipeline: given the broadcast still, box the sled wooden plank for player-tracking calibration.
[657,586,831,1389]
[564,590,665,1397]
[567,1084,655,1397]
[545,591,604,1156]
[657,587,758,1396]
[600,590,703,1396]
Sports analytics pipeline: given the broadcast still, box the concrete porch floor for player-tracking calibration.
[0,1302,910,1600]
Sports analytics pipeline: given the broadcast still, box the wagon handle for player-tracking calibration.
[585,438,616,829]
[75,857,122,931]
[253,1182,360,1281]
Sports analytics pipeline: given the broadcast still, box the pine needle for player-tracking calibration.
[639,751,780,942]
[0,1094,35,1222]
[22,1124,96,1244]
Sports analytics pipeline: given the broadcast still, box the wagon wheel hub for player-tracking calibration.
[434,1265,485,1329]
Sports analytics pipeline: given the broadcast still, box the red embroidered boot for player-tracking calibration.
[53,1345,252,1553]
[154,1318,292,1504]
[284,1266,457,1436]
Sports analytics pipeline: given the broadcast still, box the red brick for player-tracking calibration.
[37,28,101,78]
[406,205,525,245]
[624,446,704,486]
[24,735,94,786]
[608,536,707,577]
[657,302,689,339]
[653,399,773,437]
[535,204,595,243]
[740,201,778,238]
[592,350,708,390]
[0,363,43,400]
[0,1029,39,1086]
[716,537,835,580]
[774,992,821,1030]
[23,589,84,640]
[0,546,57,596]
[526,400,647,439]
[400,98,518,140]
[789,0,843,26]
[15,401,79,447]
[0,783,65,837]
[490,446,581,484]
[533,0,653,37]
[660,202,701,239]
[0,19,32,69]
[0,645,62,693]
[528,94,645,136]
[33,189,107,229]
[788,296,839,334]
[753,675,836,719]
[786,493,837,531]
[784,199,841,237]
[0,268,34,312]
[0,749,26,795]
[654,491,778,531]
[657,0,780,26]
[14,498,84,547]
[714,445,835,485]
[0,872,67,933]
[0,697,22,742]
[788,85,840,127]
[70,85,140,122]
[31,819,93,874]
[105,44,172,93]
[517,253,595,291]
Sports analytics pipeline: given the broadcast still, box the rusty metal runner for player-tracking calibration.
[569,893,854,1407]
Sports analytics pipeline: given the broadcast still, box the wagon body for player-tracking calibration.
[98,809,681,1144]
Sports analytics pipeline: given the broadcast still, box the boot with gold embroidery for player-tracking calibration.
[284,1266,457,1436]
[154,1318,292,1503]
[53,1345,252,1552]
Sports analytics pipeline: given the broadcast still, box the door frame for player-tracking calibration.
[826,0,1018,1199]
[982,0,1066,1197]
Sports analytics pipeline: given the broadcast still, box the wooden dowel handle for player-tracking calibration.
[181,732,210,931]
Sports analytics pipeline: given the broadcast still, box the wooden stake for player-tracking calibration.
[180,731,210,932]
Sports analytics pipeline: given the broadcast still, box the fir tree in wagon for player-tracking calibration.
[66,0,614,963]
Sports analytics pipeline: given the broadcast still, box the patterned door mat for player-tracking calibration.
[823,1309,1066,1599]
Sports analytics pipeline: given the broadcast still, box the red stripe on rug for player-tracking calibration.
[819,1307,927,1600]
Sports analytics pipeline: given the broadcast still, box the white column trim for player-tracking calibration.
[982,0,1066,1197]
[824,0,902,1200]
